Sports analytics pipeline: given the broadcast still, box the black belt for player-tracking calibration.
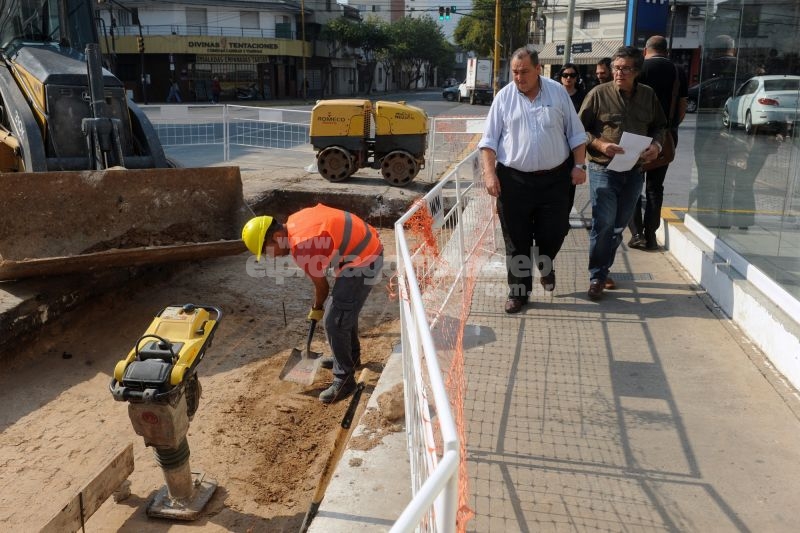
[530,158,570,176]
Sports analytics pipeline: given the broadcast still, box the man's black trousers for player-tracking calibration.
[496,162,571,299]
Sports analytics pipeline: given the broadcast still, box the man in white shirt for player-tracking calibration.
[479,45,588,314]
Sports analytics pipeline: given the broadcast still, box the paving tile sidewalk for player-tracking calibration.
[462,212,800,532]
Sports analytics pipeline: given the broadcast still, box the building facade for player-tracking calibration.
[97,0,364,102]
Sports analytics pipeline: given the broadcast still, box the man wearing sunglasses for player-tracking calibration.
[577,46,668,300]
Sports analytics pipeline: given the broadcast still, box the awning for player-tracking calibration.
[534,40,624,65]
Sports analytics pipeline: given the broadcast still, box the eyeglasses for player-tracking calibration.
[612,66,635,74]
[561,73,578,79]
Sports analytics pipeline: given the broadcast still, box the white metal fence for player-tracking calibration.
[140,104,315,168]
[425,116,485,182]
[140,104,484,184]
[392,151,495,531]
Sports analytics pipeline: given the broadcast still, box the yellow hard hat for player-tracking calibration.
[241,215,273,261]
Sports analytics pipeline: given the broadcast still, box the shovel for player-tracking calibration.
[280,319,323,386]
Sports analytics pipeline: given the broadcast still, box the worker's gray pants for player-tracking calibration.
[324,253,384,383]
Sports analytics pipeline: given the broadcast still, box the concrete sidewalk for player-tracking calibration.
[307,183,800,532]
[461,209,800,532]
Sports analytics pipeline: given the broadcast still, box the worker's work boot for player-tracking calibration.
[319,378,356,404]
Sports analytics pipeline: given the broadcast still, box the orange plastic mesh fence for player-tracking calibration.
[400,163,495,532]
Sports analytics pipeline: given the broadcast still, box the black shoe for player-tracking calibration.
[504,297,526,314]
[643,232,659,250]
[588,279,604,300]
[319,378,356,404]
[540,272,555,292]
[628,234,647,250]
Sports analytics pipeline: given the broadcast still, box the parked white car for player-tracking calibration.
[722,75,800,134]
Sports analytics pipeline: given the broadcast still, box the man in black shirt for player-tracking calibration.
[628,36,688,250]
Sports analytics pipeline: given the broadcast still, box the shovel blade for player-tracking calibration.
[280,348,323,386]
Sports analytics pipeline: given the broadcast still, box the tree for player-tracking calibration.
[453,0,531,60]
[388,15,451,89]
[355,17,391,93]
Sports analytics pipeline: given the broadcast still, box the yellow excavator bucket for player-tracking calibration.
[0,166,251,280]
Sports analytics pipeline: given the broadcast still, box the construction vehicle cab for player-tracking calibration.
[0,0,167,172]
[310,99,428,187]
[0,0,249,281]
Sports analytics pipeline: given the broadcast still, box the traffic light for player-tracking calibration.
[445,7,450,19]
[438,6,444,20]
[137,36,144,53]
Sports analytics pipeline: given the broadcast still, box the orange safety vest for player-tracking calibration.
[286,204,382,273]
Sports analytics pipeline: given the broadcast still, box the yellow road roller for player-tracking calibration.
[309,99,428,187]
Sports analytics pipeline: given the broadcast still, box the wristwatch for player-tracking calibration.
[575,163,587,171]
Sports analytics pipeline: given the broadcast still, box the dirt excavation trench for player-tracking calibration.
[0,228,400,532]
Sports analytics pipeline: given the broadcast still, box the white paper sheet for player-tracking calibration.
[606,132,652,172]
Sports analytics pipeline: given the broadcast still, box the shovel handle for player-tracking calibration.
[306,319,317,353]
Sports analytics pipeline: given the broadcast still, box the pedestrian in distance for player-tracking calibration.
[559,62,587,220]
[241,204,384,403]
[559,62,586,112]
[578,46,668,300]
[628,35,688,251]
[166,79,181,103]
[210,76,221,103]
[479,45,588,314]
[595,57,613,85]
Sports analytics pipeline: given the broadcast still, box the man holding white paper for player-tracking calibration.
[578,46,667,300]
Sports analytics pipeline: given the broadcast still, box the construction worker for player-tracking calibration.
[241,204,384,403]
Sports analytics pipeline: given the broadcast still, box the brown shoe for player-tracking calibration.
[540,272,555,292]
[504,297,526,314]
[588,279,604,300]
[604,277,616,290]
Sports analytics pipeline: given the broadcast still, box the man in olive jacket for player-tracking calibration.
[578,46,668,300]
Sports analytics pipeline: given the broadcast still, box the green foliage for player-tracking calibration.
[388,15,453,88]
[322,14,453,90]
[453,0,531,59]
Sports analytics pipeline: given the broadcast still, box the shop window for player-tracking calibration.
[275,22,291,39]
[672,5,688,38]
[741,5,761,38]
[241,12,259,30]
[115,9,131,27]
[186,8,207,35]
[581,9,599,30]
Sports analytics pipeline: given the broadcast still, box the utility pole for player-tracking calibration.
[138,23,147,104]
[493,0,501,95]
[529,0,537,43]
[564,0,577,64]
[301,0,307,100]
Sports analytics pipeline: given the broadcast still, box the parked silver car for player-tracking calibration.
[722,75,800,134]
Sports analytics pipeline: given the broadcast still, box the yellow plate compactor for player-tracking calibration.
[109,303,222,520]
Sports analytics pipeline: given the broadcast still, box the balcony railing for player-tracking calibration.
[107,24,298,40]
